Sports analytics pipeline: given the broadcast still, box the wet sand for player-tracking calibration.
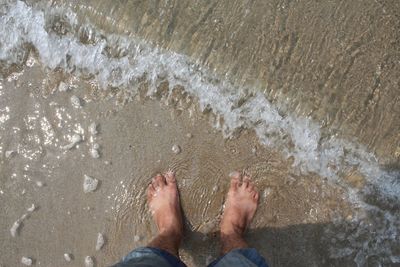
[0,60,353,266]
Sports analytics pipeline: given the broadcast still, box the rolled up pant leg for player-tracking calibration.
[208,248,269,267]
[112,247,187,267]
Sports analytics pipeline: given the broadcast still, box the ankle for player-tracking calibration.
[158,228,183,240]
[221,222,245,237]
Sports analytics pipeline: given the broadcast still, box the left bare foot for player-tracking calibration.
[147,171,183,237]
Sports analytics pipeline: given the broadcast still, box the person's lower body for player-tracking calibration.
[113,246,268,267]
[112,170,268,267]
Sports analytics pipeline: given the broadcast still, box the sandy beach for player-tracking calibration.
[1,1,400,266]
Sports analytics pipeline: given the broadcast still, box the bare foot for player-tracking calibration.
[220,171,259,237]
[147,171,183,238]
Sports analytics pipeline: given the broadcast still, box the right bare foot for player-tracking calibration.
[220,171,259,237]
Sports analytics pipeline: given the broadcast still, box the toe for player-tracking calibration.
[155,174,167,187]
[229,171,241,190]
[165,170,176,185]
[247,182,255,192]
[242,175,251,188]
[253,192,259,202]
[147,184,155,201]
[153,174,166,188]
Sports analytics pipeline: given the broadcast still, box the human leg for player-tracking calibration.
[220,171,258,254]
[209,171,268,267]
[113,171,185,267]
[146,171,183,257]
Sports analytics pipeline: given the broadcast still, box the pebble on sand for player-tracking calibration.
[62,134,82,150]
[95,233,105,251]
[172,144,181,154]
[84,256,94,267]
[89,143,100,158]
[64,253,72,262]
[36,181,44,187]
[133,235,141,242]
[88,122,98,136]
[70,95,81,108]
[83,175,99,193]
[21,256,33,266]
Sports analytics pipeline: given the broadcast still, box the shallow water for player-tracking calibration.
[0,0,399,266]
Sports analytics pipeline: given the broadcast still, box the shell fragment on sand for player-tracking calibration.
[84,256,94,267]
[27,204,36,212]
[5,150,16,158]
[21,256,32,266]
[64,253,72,262]
[10,204,37,237]
[83,175,98,193]
[70,95,81,108]
[62,134,82,150]
[89,148,100,158]
[10,217,24,237]
[95,233,105,251]
[88,122,98,135]
[90,144,100,158]
[58,81,69,92]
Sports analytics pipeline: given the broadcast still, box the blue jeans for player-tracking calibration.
[113,247,269,267]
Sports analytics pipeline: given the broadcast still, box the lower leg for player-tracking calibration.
[147,230,182,257]
[146,171,184,258]
[220,231,249,255]
[220,171,259,255]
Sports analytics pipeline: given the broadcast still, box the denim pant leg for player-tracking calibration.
[112,247,187,267]
[208,248,269,267]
